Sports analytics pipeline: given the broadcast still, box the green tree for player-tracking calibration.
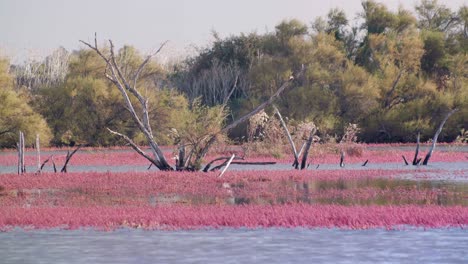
[0,58,52,148]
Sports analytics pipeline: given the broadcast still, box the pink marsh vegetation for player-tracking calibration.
[0,170,467,230]
[0,205,467,230]
[0,144,466,166]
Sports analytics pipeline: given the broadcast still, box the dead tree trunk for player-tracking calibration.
[422,108,458,165]
[301,127,317,170]
[339,150,345,168]
[412,132,420,165]
[36,134,41,173]
[81,35,173,171]
[17,131,25,174]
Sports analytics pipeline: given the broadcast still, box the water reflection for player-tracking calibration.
[229,177,468,206]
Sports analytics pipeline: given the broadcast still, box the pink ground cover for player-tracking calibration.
[0,169,413,190]
[0,205,466,230]
[0,148,466,166]
[1,170,464,205]
[1,170,466,230]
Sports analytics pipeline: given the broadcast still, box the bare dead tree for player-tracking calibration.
[14,47,69,91]
[80,35,173,171]
[422,108,459,165]
[81,35,303,171]
[273,106,315,170]
[401,109,458,166]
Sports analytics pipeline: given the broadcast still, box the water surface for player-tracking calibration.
[1,228,467,264]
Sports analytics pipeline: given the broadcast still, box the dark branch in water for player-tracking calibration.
[61,145,82,173]
[339,150,345,168]
[412,132,420,165]
[362,159,369,166]
[402,155,409,165]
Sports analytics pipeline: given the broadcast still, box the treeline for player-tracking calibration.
[0,0,466,148]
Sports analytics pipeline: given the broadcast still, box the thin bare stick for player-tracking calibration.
[18,131,25,174]
[40,155,53,171]
[222,75,239,106]
[61,145,82,173]
[133,41,169,90]
[273,105,299,167]
[339,150,345,168]
[36,134,41,173]
[52,159,57,173]
[402,155,409,165]
[412,132,420,165]
[17,137,20,175]
[218,154,235,178]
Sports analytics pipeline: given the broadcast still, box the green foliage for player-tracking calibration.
[360,0,397,34]
[0,58,52,148]
[4,0,466,146]
[275,19,308,46]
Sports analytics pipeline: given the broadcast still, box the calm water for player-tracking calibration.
[1,228,467,264]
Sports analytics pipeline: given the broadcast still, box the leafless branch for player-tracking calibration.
[273,105,299,167]
[133,41,168,90]
[107,128,166,170]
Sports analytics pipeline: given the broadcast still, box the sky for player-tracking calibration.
[0,0,466,63]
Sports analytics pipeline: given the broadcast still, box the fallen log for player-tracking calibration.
[230,161,276,165]
[203,156,244,172]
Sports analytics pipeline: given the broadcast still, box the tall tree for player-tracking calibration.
[0,58,51,148]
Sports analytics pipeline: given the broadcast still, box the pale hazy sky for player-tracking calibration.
[0,0,466,62]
